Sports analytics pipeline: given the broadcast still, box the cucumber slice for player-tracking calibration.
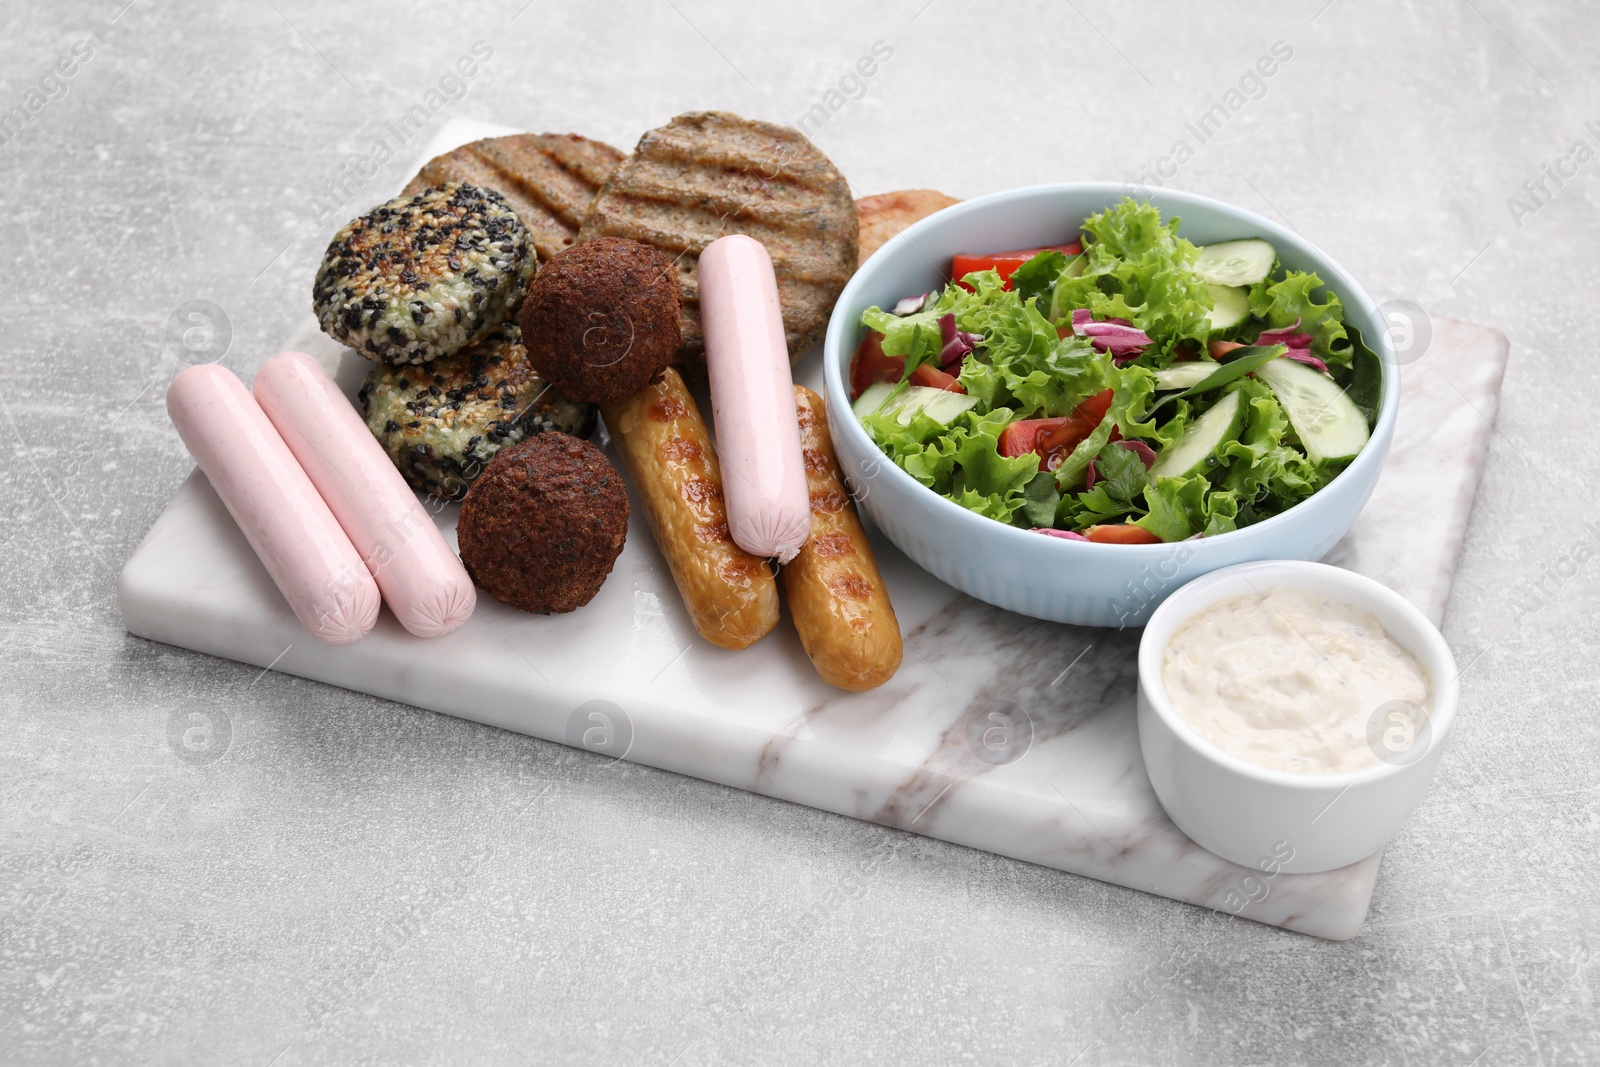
[1148,389,1244,480]
[1253,357,1370,465]
[851,381,899,419]
[908,388,980,425]
[1152,361,1221,391]
[1193,239,1276,287]
[1206,283,1252,330]
[854,382,979,426]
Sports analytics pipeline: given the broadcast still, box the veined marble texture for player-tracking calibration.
[118,305,1507,940]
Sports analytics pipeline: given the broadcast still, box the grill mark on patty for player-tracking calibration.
[479,145,595,229]
[578,111,857,380]
[617,159,838,217]
[405,134,625,262]
[586,193,852,282]
[637,129,843,196]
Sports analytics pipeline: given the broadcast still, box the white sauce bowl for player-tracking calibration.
[1137,560,1459,874]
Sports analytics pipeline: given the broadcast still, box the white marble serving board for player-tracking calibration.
[117,118,1510,939]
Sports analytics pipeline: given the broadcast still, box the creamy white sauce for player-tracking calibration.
[1160,587,1431,775]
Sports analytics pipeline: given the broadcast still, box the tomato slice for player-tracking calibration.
[909,364,965,393]
[1073,388,1114,426]
[996,419,1046,459]
[1084,524,1164,545]
[995,389,1115,471]
[849,330,903,399]
[951,240,1083,290]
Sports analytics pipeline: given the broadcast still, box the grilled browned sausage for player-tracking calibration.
[780,386,902,690]
[601,369,779,649]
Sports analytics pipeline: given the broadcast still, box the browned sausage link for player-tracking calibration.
[780,386,902,690]
[601,369,779,650]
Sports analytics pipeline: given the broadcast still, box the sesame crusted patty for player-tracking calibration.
[314,183,536,366]
[358,322,596,501]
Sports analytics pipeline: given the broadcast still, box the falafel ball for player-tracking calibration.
[517,236,681,403]
[359,322,596,502]
[313,183,535,365]
[456,432,629,614]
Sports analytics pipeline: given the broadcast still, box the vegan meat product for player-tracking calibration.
[855,189,960,263]
[578,111,857,381]
[314,183,535,365]
[456,433,629,614]
[517,236,681,404]
[359,321,596,501]
[698,234,810,563]
[781,386,902,691]
[254,350,477,638]
[600,368,779,650]
[166,364,380,645]
[404,133,625,264]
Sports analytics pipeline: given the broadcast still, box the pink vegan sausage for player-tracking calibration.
[699,234,811,563]
[253,351,476,638]
[166,363,379,645]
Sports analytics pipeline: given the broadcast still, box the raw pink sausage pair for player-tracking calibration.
[166,354,475,644]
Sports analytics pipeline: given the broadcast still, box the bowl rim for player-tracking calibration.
[821,181,1401,556]
[1136,559,1460,789]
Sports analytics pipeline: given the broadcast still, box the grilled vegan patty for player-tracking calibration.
[855,189,960,263]
[404,133,625,265]
[577,111,858,381]
[314,183,536,366]
[358,322,595,501]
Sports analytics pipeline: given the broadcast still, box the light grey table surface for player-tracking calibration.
[3,1,1596,1063]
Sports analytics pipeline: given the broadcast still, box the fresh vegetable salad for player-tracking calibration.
[850,198,1380,545]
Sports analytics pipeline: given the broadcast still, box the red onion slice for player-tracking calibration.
[1033,528,1090,541]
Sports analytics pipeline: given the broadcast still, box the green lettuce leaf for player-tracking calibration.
[1020,471,1060,528]
[951,409,1043,513]
[1341,324,1383,424]
[1247,269,1352,367]
[1010,250,1069,306]
[1135,475,1240,541]
[1059,443,1151,528]
[1045,198,1214,362]
[859,403,1039,525]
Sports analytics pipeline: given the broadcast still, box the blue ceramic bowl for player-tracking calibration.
[822,184,1399,627]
